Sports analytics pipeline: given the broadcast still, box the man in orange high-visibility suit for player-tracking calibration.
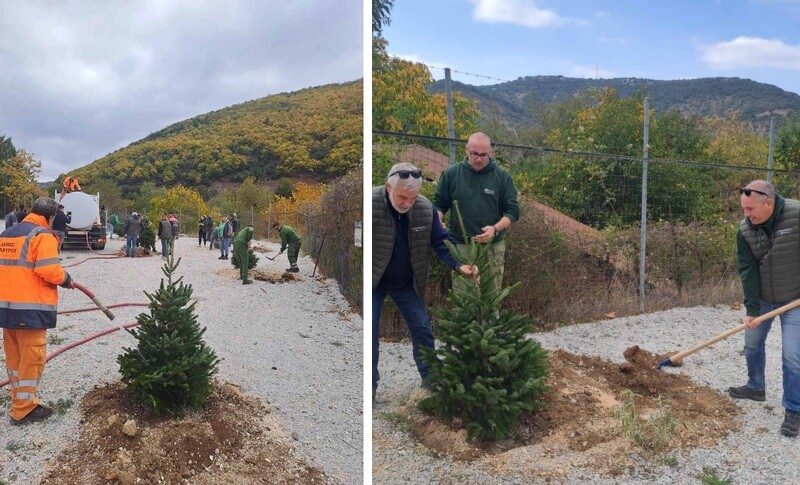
[0,197,76,424]
[58,176,81,201]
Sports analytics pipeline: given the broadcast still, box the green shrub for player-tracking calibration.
[418,204,549,441]
[117,257,220,416]
[231,247,259,270]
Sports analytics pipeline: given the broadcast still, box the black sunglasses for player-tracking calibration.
[390,169,422,179]
[740,188,769,197]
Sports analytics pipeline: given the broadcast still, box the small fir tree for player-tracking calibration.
[419,202,550,441]
[138,217,156,252]
[118,257,220,416]
[231,247,259,270]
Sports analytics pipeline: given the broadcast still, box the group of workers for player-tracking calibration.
[1,135,799,442]
[0,193,304,424]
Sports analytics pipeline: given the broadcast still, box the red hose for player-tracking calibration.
[58,303,149,315]
[0,321,140,388]
[73,282,116,320]
[63,255,126,268]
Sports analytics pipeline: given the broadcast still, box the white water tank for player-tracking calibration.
[60,192,98,231]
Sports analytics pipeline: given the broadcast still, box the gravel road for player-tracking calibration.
[0,235,363,484]
[373,305,800,484]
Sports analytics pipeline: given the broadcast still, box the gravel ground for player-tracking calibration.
[373,305,800,484]
[0,235,363,484]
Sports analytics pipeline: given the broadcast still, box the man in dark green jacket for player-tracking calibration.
[433,132,519,292]
[233,225,255,284]
[272,222,301,273]
[733,180,800,437]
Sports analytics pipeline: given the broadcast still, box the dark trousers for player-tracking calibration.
[372,285,434,392]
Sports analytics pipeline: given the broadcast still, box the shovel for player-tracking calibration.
[657,298,800,370]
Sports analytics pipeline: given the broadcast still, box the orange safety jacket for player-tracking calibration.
[0,213,72,329]
[63,176,81,192]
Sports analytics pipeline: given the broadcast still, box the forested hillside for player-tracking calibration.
[430,76,800,131]
[69,80,362,190]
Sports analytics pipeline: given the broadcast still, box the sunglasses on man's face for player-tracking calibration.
[740,188,769,197]
[390,169,422,179]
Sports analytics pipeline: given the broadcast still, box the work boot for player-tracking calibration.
[781,410,800,437]
[728,384,766,401]
[289,266,299,273]
[242,279,253,285]
[10,404,53,425]
[218,256,225,260]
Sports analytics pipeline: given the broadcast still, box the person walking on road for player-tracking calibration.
[157,215,174,259]
[233,225,255,284]
[732,180,800,437]
[203,215,214,247]
[198,215,207,246]
[272,222,301,273]
[123,212,143,257]
[373,162,477,398]
[218,215,233,260]
[0,196,77,425]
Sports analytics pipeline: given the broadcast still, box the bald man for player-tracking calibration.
[732,179,800,437]
[433,132,519,293]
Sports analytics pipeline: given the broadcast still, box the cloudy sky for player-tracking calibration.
[385,0,800,93]
[0,0,363,181]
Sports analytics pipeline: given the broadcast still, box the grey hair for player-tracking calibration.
[386,162,422,190]
[746,180,775,201]
[31,197,58,218]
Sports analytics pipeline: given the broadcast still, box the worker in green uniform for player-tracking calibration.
[233,225,255,284]
[272,222,301,273]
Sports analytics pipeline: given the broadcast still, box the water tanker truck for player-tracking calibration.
[54,191,107,250]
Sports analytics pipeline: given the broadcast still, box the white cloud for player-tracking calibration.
[0,0,363,181]
[471,0,586,28]
[702,36,800,69]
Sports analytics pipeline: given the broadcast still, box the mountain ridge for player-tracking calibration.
[430,75,800,131]
[67,80,363,190]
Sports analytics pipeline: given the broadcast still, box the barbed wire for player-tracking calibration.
[374,130,800,173]
[423,64,512,84]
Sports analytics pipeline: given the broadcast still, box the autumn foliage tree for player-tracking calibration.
[263,182,324,238]
[149,185,208,223]
[0,145,45,210]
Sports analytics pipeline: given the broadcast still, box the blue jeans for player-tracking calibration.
[372,285,434,391]
[744,300,800,412]
[125,234,138,257]
[221,238,231,257]
[160,238,173,257]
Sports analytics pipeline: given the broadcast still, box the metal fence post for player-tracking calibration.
[768,117,775,184]
[445,67,456,165]
[639,97,650,313]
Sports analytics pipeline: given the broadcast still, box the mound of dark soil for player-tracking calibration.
[42,381,328,484]
[389,350,741,479]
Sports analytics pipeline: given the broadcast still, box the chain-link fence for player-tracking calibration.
[263,170,363,314]
[375,132,800,339]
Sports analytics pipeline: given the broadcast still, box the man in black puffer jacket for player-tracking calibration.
[732,180,800,437]
[372,162,477,401]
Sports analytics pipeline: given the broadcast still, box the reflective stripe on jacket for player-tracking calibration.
[0,213,71,329]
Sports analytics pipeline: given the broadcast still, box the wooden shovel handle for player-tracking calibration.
[670,298,800,363]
